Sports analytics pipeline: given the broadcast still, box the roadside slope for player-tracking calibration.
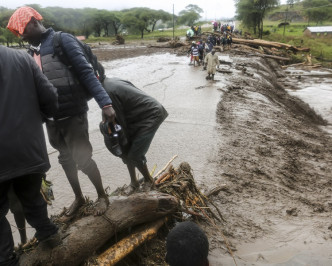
[210,55,332,264]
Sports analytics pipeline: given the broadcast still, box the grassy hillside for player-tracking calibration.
[235,3,332,66]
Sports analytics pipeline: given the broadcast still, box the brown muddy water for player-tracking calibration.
[9,53,226,242]
[282,67,332,134]
[7,52,332,265]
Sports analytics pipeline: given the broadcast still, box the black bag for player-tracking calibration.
[53,31,106,85]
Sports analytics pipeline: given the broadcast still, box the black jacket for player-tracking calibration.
[0,46,58,182]
[28,28,112,119]
[103,77,168,140]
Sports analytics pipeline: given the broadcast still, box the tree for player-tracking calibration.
[109,11,123,35]
[0,5,171,39]
[121,8,168,38]
[178,4,203,26]
[236,0,280,38]
[0,7,23,46]
[149,10,172,32]
[302,0,332,25]
[92,12,103,37]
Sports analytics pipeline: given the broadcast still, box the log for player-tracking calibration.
[216,69,233,74]
[281,62,305,69]
[248,53,291,61]
[97,218,167,265]
[232,38,310,53]
[19,192,179,266]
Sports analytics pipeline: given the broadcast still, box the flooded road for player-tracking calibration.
[7,51,332,266]
[10,53,224,243]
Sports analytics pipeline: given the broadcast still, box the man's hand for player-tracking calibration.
[102,105,116,123]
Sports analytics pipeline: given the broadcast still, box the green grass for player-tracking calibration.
[236,20,332,67]
[86,21,332,67]
[264,21,332,61]
[86,27,188,43]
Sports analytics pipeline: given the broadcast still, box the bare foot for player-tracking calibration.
[142,181,155,192]
[65,196,85,216]
[124,184,139,195]
[94,196,109,216]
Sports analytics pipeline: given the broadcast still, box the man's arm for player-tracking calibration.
[60,33,115,122]
[60,33,110,107]
[28,54,58,118]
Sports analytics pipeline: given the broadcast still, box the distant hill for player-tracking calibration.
[267,2,306,22]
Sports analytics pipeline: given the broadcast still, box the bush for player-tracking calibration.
[263,30,271,36]
[0,36,6,45]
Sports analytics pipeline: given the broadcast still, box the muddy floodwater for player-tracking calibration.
[9,53,224,241]
[8,50,332,266]
[282,67,332,134]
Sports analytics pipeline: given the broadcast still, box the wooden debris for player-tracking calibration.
[232,38,310,53]
[97,218,167,266]
[153,155,178,180]
[149,41,187,48]
[219,60,232,65]
[216,69,233,74]
[248,53,291,61]
[281,62,305,69]
[157,37,171,42]
[19,161,227,266]
[19,192,178,266]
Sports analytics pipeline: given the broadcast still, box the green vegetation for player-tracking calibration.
[177,4,203,26]
[0,4,205,46]
[263,22,332,63]
[236,0,332,66]
[235,0,280,38]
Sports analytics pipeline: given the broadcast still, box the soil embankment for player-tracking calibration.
[206,53,332,265]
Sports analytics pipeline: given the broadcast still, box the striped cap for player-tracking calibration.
[7,6,43,37]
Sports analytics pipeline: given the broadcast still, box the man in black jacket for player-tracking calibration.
[0,45,59,266]
[8,7,116,216]
[101,77,168,193]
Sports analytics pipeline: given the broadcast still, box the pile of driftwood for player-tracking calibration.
[18,159,226,266]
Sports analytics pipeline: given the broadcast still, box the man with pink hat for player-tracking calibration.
[7,6,115,218]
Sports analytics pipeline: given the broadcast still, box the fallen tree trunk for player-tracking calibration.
[232,38,310,53]
[97,218,167,265]
[248,53,291,61]
[19,192,179,266]
[149,41,188,48]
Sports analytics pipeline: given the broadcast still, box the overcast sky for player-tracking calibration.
[1,0,288,20]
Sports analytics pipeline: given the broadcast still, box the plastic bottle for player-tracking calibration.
[108,123,122,157]
[114,124,128,146]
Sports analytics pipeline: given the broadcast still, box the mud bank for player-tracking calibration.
[207,54,332,265]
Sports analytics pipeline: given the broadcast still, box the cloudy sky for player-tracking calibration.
[1,0,288,19]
